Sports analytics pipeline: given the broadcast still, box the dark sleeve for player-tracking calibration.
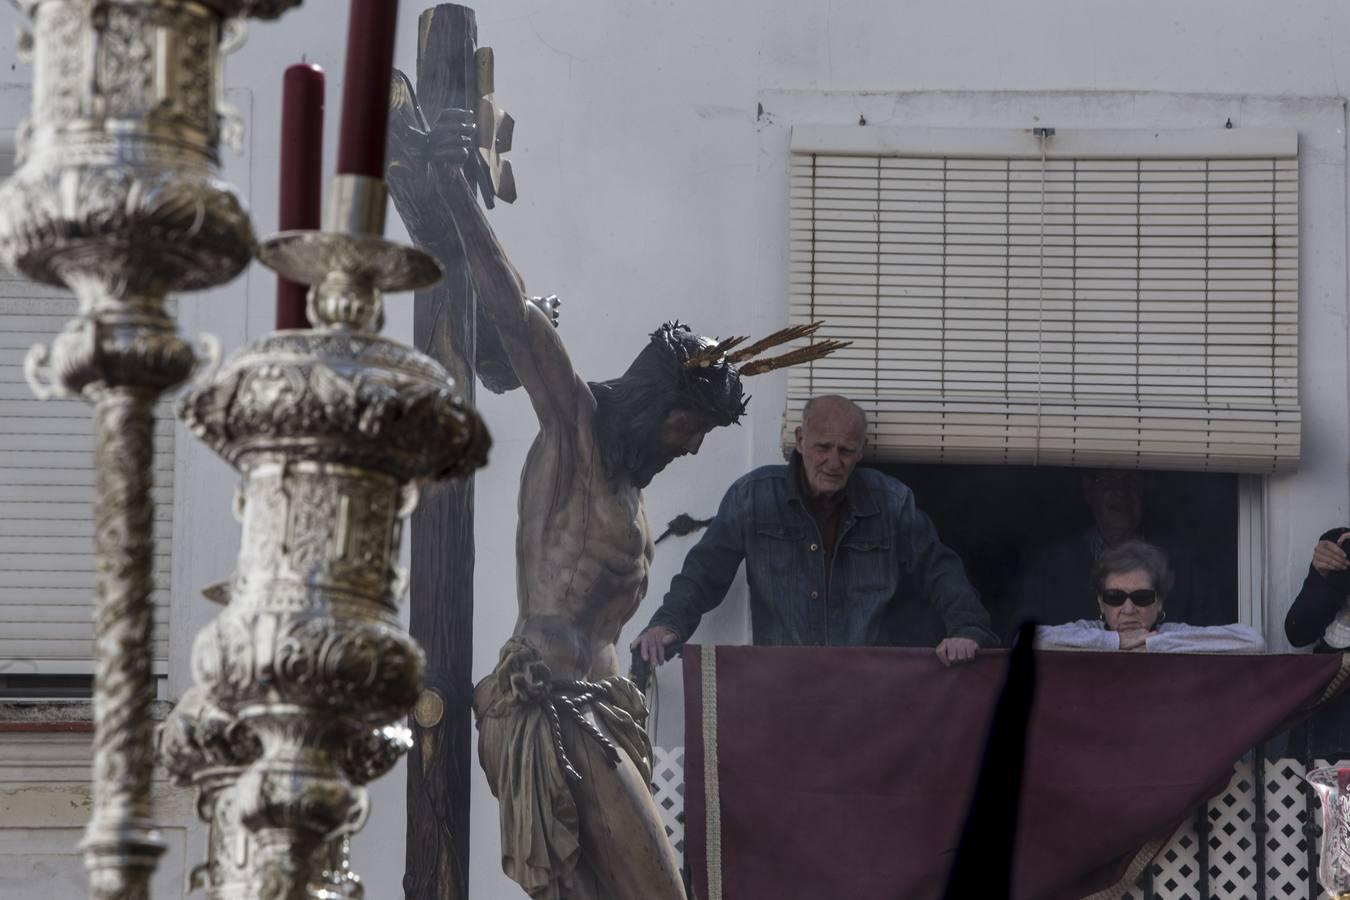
[897,489,1001,648]
[1284,569,1341,648]
[1284,528,1350,648]
[646,481,748,641]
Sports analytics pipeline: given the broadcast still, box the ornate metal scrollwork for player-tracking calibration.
[3,2,484,895]
[165,173,489,897]
[160,689,412,900]
[0,1,306,897]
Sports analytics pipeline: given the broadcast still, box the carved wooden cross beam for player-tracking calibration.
[474,47,516,207]
[382,7,518,899]
[387,14,522,395]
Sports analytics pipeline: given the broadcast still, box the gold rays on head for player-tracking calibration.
[737,339,852,376]
[725,321,824,364]
[683,320,850,375]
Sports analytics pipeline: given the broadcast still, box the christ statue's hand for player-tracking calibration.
[531,295,561,329]
[429,107,477,167]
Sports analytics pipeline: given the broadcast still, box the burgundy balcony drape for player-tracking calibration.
[683,645,1349,900]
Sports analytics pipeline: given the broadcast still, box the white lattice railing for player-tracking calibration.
[654,747,1344,898]
[1120,756,1340,900]
[652,745,686,856]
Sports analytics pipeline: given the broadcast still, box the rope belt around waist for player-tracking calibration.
[546,679,623,782]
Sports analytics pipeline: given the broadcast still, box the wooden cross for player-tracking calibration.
[383,6,514,899]
[387,6,521,394]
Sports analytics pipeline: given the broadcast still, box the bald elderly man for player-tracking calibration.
[633,394,998,667]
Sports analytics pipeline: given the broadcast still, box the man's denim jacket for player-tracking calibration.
[647,454,998,647]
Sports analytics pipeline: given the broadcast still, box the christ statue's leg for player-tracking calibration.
[561,712,686,900]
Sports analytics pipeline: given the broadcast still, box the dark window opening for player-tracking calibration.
[871,463,1240,646]
[0,674,95,700]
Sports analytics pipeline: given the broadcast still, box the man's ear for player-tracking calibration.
[794,426,804,451]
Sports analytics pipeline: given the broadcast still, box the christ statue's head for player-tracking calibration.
[590,322,747,488]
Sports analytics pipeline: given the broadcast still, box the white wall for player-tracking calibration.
[4,1,1350,899]
[0,732,197,900]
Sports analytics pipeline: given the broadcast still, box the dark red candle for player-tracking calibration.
[277,62,325,330]
[336,0,400,177]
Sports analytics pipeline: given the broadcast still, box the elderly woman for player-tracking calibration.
[1036,540,1265,652]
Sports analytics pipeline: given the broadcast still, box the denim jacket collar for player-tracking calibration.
[786,451,880,518]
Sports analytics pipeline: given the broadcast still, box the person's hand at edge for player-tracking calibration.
[1313,537,1350,578]
[936,636,979,667]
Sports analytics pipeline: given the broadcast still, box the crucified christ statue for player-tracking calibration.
[431,111,842,899]
[440,121,718,899]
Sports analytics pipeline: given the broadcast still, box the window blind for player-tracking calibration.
[784,127,1299,473]
[0,271,174,674]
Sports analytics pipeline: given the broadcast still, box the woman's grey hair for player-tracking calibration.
[1090,540,1175,600]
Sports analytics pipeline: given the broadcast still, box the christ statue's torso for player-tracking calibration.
[512,397,653,682]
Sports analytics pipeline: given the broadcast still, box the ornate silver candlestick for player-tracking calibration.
[1308,766,1350,900]
[160,690,412,900]
[168,172,489,898]
[0,1,304,897]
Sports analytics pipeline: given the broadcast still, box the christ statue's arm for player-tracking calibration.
[437,130,585,427]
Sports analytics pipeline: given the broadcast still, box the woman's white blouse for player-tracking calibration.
[1034,619,1267,653]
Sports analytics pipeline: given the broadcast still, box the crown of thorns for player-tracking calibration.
[642,320,849,428]
[681,321,850,376]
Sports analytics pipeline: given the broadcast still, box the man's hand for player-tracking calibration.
[935,637,978,667]
[631,626,680,667]
[1313,538,1350,578]
[1118,629,1149,652]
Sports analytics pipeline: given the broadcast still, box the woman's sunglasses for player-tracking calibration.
[1099,589,1157,608]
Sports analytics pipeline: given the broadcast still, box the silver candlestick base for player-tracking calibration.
[1308,767,1350,900]
[159,689,412,900]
